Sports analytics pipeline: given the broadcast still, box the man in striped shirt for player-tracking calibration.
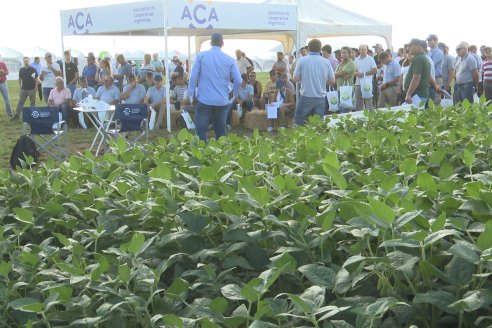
[482,47,492,102]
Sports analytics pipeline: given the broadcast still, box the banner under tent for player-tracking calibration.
[195,0,392,54]
[60,0,298,132]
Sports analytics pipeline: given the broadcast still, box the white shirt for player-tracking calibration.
[236,57,252,74]
[40,62,61,88]
[354,55,377,85]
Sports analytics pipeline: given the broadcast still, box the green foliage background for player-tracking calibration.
[1,97,492,327]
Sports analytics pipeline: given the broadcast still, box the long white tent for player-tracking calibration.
[60,0,297,132]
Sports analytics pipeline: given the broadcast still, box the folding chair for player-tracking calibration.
[22,107,68,161]
[108,104,149,145]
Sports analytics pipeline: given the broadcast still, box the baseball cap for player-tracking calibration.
[426,34,438,42]
[87,52,96,59]
[372,43,383,49]
[407,38,424,47]
[275,79,286,89]
[154,75,163,81]
[172,55,179,62]
[146,72,154,78]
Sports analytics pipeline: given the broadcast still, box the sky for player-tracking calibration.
[1,0,490,60]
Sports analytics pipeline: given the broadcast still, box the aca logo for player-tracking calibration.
[330,96,338,105]
[67,11,93,35]
[181,1,218,29]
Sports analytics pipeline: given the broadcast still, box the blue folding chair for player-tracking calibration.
[22,107,68,161]
[108,104,149,145]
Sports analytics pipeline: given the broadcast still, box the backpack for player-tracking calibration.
[10,135,39,170]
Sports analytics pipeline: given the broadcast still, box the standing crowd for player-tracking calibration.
[0,33,490,142]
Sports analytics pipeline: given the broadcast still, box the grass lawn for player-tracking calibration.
[0,72,271,169]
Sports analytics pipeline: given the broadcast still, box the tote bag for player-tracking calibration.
[326,87,339,112]
[360,73,373,99]
[339,83,353,109]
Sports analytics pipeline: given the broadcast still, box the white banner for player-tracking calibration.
[60,1,164,36]
[60,0,297,36]
[167,1,297,31]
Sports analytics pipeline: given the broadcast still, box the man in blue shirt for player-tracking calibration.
[188,33,242,141]
[426,34,444,104]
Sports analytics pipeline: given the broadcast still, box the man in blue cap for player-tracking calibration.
[188,33,242,141]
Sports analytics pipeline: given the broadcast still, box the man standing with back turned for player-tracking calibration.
[188,33,242,142]
[293,38,335,125]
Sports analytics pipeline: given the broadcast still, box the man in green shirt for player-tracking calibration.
[404,39,431,106]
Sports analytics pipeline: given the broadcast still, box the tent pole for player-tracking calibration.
[187,36,191,74]
[60,31,67,87]
[164,0,171,132]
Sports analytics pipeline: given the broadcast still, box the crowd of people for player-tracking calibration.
[0,32,490,141]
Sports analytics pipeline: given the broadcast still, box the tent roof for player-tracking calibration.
[199,0,392,53]
[0,47,23,59]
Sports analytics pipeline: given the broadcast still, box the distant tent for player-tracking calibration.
[0,47,23,79]
[18,47,57,66]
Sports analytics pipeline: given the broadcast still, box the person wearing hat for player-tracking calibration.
[228,73,254,127]
[167,56,178,77]
[482,47,492,101]
[82,52,98,89]
[142,71,155,91]
[426,34,444,104]
[121,73,146,104]
[39,52,62,104]
[438,43,455,94]
[267,77,295,131]
[454,41,479,104]
[188,33,242,141]
[404,39,431,106]
[144,74,167,129]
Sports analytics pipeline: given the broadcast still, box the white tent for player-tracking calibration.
[60,0,297,132]
[196,0,392,53]
[0,47,23,80]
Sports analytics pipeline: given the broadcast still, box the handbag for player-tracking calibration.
[326,87,339,112]
[339,83,353,109]
[360,73,373,99]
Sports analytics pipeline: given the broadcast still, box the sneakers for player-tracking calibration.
[267,126,273,132]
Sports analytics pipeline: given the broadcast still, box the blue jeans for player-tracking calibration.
[43,87,53,105]
[195,101,229,142]
[294,95,325,125]
[454,82,474,104]
[0,82,12,116]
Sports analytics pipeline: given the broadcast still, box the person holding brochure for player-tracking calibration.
[267,79,295,132]
[404,39,431,107]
